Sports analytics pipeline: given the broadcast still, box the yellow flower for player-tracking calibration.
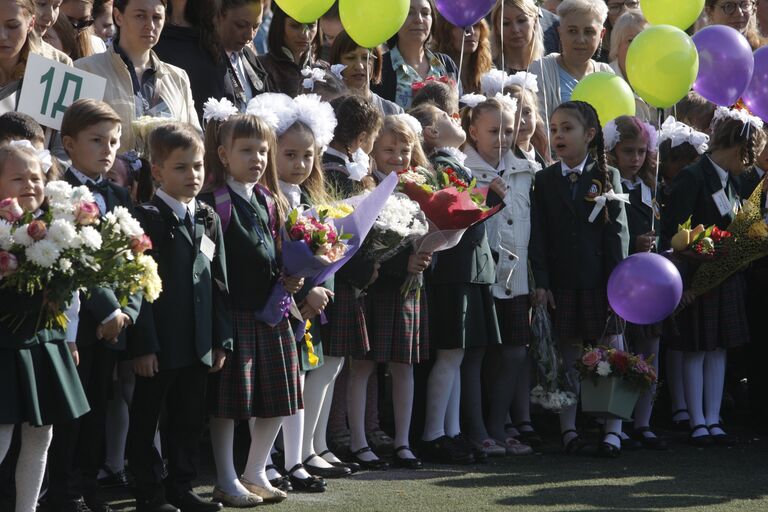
[316,203,353,219]
[304,320,319,366]
[746,220,768,240]
[137,253,163,302]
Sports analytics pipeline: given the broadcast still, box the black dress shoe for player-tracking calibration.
[319,449,361,474]
[632,427,668,451]
[97,466,130,488]
[304,455,352,478]
[392,446,423,470]
[266,464,292,492]
[166,489,222,512]
[287,463,327,493]
[689,424,714,447]
[350,447,389,470]
[597,432,622,459]
[708,424,738,446]
[135,498,180,512]
[453,434,487,463]
[420,435,474,465]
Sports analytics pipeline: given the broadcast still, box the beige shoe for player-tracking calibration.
[211,486,263,508]
[500,437,534,456]
[471,438,507,457]
[239,477,288,503]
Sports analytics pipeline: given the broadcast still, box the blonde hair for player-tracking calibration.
[490,0,544,67]
[461,96,513,149]
[609,9,647,62]
[278,122,329,205]
[9,0,41,81]
[374,115,431,170]
[557,0,608,24]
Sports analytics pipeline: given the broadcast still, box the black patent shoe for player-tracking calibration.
[303,454,352,478]
[419,435,474,465]
[598,432,622,459]
[632,427,668,451]
[350,447,389,470]
[319,449,361,473]
[392,446,423,469]
[266,464,292,492]
[287,463,327,493]
[708,424,738,446]
[689,425,713,447]
[97,465,130,489]
[561,429,589,455]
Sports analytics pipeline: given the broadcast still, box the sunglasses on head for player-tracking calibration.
[69,16,95,31]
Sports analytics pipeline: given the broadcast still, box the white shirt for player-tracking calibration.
[561,155,589,177]
[228,51,254,103]
[708,156,729,189]
[69,167,107,214]
[756,166,766,179]
[155,188,196,223]
[621,176,639,190]
[324,146,350,164]
[278,180,302,209]
[227,176,256,202]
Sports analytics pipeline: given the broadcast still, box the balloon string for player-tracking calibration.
[651,107,663,234]
[499,1,505,72]
[366,51,370,90]
[458,27,466,87]
[511,34,538,154]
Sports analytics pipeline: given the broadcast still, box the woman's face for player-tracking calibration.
[34,0,61,36]
[61,0,92,33]
[339,46,374,91]
[217,3,262,54]
[283,17,317,59]
[450,21,481,55]
[398,0,432,46]
[617,24,645,69]
[114,0,165,51]
[558,12,605,64]
[93,3,115,41]
[0,1,34,62]
[708,1,754,33]
[606,0,639,27]
[502,5,535,52]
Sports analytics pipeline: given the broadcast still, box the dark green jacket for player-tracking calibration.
[529,159,629,290]
[130,196,233,370]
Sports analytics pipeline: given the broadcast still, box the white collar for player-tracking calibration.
[155,188,196,221]
[324,146,350,163]
[435,146,467,165]
[519,145,536,162]
[707,156,729,188]
[621,176,639,190]
[70,167,104,186]
[756,166,766,178]
[227,176,256,201]
[464,145,536,175]
[278,180,302,209]
[463,145,503,174]
[561,155,589,175]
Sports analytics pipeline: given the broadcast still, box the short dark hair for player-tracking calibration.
[329,94,382,149]
[267,2,321,60]
[328,30,383,84]
[149,123,204,165]
[0,112,45,146]
[321,0,338,20]
[61,99,122,139]
[113,0,167,11]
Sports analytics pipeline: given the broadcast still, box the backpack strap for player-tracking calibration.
[213,185,233,233]
[254,184,278,238]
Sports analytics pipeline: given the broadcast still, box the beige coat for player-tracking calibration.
[74,46,201,152]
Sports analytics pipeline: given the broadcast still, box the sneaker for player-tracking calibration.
[419,436,474,465]
[471,438,507,457]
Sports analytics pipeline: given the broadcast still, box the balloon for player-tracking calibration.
[692,25,754,107]
[641,0,705,30]
[626,25,699,109]
[435,0,496,28]
[571,72,636,123]
[274,0,335,23]
[607,253,683,325]
[742,47,768,122]
[339,0,409,48]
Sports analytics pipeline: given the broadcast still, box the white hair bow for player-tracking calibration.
[202,97,239,123]
[9,139,53,174]
[658,116,710,155]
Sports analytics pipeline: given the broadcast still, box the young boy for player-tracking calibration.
[129,123,231,512]
[0,112,45,149]
[45,99,140,512]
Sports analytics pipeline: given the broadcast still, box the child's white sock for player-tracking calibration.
[17,423,53,512]
[683,351,707,437]
[315,357,344,464]
[209,417,251,496]
[243,417,283,488]
[303,356,344,468]
[347,359,378,461]
[423,348,464,441]
[704,349,727,435]
[389,362,415,458]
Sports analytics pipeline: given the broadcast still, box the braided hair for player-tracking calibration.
[553,100,612,221]
[709,116,768,171]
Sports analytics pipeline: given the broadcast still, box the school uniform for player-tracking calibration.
[427,150,502,349]
[322,150,366,199]
[660,156,749,351]
[529,158,630,341]
[46,169,143,506]
[200,180,302,420]
[128,190,232,502]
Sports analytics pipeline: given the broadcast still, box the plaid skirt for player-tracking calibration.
[495,295,532,347]
[365,280,429,364]
[322,282,370,358]
[624,321,663,344]
[428,283,502,350]
[551,289,619,341]
[209,311,302,419]
[666,273,749,352]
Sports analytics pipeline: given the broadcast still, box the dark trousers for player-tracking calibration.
[128,363,208,500]
[746,262,768,425]
[46,342,117,503]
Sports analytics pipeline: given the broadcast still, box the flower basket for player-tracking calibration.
[580,377,640,420]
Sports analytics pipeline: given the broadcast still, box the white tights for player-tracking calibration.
[0,423,53,512]
[302,356,344,468]
[423,348,464,442]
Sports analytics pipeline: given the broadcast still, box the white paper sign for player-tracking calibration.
[17,53,107,130]
[712,189,732,217]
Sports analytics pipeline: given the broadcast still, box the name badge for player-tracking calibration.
[712,189,733,217]
[641,182,653,208]
[200,234,216,262]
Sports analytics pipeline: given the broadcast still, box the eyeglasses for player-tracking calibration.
[68,16,95,31]
[606,0,640,14]
[718,1,756,15]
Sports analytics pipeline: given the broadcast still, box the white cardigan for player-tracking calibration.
[465,146,541,300]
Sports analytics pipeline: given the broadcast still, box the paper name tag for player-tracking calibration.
[200,234,216,262]
[641,182,653,208]
[712,189,732,217]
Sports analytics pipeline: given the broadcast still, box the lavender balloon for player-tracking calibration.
[743,47,768,122]
[692,25,754,107]
[434,0,495,28]
[607,253,683,325]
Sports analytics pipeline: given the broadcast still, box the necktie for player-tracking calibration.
[564,171,579,200]
[86,180,110,195]
[183,211,195,240]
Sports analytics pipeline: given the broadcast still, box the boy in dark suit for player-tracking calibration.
[45,99,140,512]
[129,123,232,512]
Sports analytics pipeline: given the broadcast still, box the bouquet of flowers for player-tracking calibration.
[360,193,428,262]
[670,216,732,257]
[284,207,352,267]
[529,305,577,412]
[132,115,173,158]
[575,345,658,393]
[0,181,162,331]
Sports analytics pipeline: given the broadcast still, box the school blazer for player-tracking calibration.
[529,159,629,290]
[660,156,741,250]
[739,167,767,206]
[63,170,142,350]
[621,182,655,255]
[130,196,233,370]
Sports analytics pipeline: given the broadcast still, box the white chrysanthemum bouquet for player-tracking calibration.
[360,193,428,262]
[0,181,162,331]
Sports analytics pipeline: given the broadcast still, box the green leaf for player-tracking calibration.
[339,233,353,240]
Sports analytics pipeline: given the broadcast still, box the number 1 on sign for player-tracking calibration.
[39,67,84,119]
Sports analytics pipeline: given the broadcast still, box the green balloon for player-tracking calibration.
[571,72,636,124]
[625,25,699,109]
[641,0,705,31]
[340,0,409,48]
[274,0,335,23]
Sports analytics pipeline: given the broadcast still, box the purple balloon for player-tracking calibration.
[743,47,768,122]
[692,25,754,107]
[607,253,683,325]
[434,0,495,28]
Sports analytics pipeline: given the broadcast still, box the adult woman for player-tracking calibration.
[257,2,320,97]
[597,0,639,62]
[0,0,42,113]
[706,0,764,49]
[328,31,403,115]
[35,0,74,64]
[60,0,107,56]
[74,0,200,152]
[528,0,613,127]
[608,9,652,122]
[490,0,544,74]
[431,15,493,94]
[371,0,460,109]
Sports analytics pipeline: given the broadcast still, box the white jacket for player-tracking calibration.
[465,146,541,300]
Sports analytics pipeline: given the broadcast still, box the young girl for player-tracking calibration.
[201,107,305,505]
[344,114,432,470]
[529,100,629,457]
[506,79,550,167]
[0,144,89,512]
[605,115,666,449]
[446,95,535,456]
[661,107,767,446]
